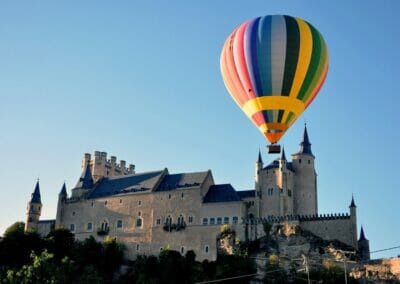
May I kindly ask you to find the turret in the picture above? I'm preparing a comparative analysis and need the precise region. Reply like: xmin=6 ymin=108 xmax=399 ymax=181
xmin=358 ymin=226 xmax=370 ymax=262
xmin=292 ymin=125 xmax=318 ymax=216
xmin=55 ymin=182 xmax=67 ymax=228
xmin=349 ymin=195 xmax=358 ymax=249
xmin=25 ymin=180 xmax=42 ymax=231
xmin=255 ymin=150 xmax=263 ymax=218
xmin=71 ymin=163 xmax=94 ymax=198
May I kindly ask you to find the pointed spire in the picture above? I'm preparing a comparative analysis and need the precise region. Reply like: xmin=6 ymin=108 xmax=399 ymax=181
xmin=257 ymin=149 xmax=263 ymax=164
xmin=350 ymin=194 xmax=356 ymax=208
xmin=30 ymin=180 xmax=42 ymax=203
xmin=359 ymin=225 xmax=368 ymax=241
xmin=59 ymin=182 xmax=67 ymax=196
xmin=75 ymin=163 xmax=93 ymax=189
xmin=298 ymin=124 xmax=313 ymax=155
xmin=280 ymin=147 xmax=287 ymax=161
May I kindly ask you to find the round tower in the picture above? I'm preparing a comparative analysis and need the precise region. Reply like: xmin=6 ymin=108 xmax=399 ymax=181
xmin=255 ymin=150 xmax=263 ymax=218
xmin=349 ymin=195 xmax=358 ymax=249
xmin=291 ymin=125 xmax=318 ymax=216
xmin=55 ymin=182 xmax=67 ymax=228
xmin=25 ymin=180 xmax=42 ymax=231
xmin=358 ymin=226 xmax=370 ymax=262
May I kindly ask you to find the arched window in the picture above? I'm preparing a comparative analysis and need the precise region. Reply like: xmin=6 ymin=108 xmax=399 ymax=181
xmin=101 ymin=220 xmax=109 ymax=231
xmin=166 ymin=215 xmax=172 ymax=225
xmin=177 ymin=215 xmax=184 ymax=225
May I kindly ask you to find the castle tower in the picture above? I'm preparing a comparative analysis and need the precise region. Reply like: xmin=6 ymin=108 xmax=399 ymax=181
xmin=358 ymin=226 xmax=370 ymax=262
xmin=349 ymin=195 xmax=358 ymax=249
xmin=292 ymin=125 xmax=318 ymax=216
xmin=55 ymin=183 xmax=67 ymax=228
xmin=277 ymin=147 xmax=294 ymax=216
xmin=71 ymin=163 xmax=94 ymax=198
xmin=25 ymin=180 xmax=42 ymax=231
xmin=255 ymin=150 xmax=263 ymax=218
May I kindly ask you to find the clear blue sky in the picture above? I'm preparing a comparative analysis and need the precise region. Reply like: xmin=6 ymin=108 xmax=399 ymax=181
xmin=0 ymin=1 xmax=399 ymax=259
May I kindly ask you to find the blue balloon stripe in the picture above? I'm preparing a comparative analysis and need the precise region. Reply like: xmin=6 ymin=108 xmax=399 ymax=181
xmin=244 ymin=17 xmax=262 ymax=95
xmin=257 ymin=16 xmax=272 ymax=96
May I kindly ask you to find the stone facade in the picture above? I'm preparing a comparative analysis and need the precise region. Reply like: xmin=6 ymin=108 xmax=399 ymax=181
xmin=24 ymin=126 xmax=370 ymax=261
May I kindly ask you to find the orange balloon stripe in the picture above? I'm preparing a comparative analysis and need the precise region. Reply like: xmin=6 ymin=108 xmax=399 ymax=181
xmin=221 ymin=39 xmax=245 ymax=106
xmin=305 ymin=62 xmax=328 ymax=108
xmin=232 ymin=21 xmax=256 ymax=101
xmin=224 ymin=31 xmax=250 ymax=106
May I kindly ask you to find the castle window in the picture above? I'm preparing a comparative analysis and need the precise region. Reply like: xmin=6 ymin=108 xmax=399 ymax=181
xmin=104 ymin=201 xmax=108 ymax=205
xmin=188 ymin=216 xmax=193 ymax=224
xmin=202 ymin=218 xmax=208 ymax=225
xmin=268 ymin=188 xmax=273 ymax=196
xmin=91 ymin=202 xmax=94 ymax=207
xmin=205 ymin=245 xmax=209 ymax=253
xmin=168 ymin=194 xmax=171 ymax=199
xmin=224 ymin=217 xmax=229 ymax=224
xmin=210 ymin=218 xmax=215 ymax=225
xmin=117 ymin=220 xmax=123 ymax=229
xmin=232 ymin=216 xmax=238 ymax=224
xmin=138 ymin=200 xmax=141 ymax=206
xmin=138 ymin=211 xmax=142 ymax=217
xmin=177 ymin=215 xmax=184 ymax=225
xmin=101 ymin=221 xmax=109 ymax=231
xmin=136 ymin=218 xmax=142 ymax=228
xmin=217 ymin=217 xmax=222 ymax=225
xmin=87 ymin=222 xmax=92 ymax=231
xmin=288 ymin=189 xmax=292 ymax=197
xmin=119 ymin=199 xmax=122 ymax=204
xmin=156 ymin=218 xmax=161 ymax=225
xmin=166 ymin=215 xmax=172 ymax=225
xmin=136 ymin=244 xmax=140 ymax=251
xmin=181 ymin=193 xmax=184 ymax=198
xmin=70 ymin=224 xmax=75 ymax=232
xmin=28 ymin=217 xmax=33 ymax=222
xmin=180 ymin=247 xmax=185 ymax=254
xmin=299 ymin=159 xmax=302 ymax=164
xmin=72 ymin=211 xmax=76 ymax=216
xmin=308 ymin=160 xmax=310 ymax=164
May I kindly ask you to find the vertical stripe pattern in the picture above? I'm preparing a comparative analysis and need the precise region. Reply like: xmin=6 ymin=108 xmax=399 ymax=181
xmin=220 ymin=15 xmax=328 ymax=143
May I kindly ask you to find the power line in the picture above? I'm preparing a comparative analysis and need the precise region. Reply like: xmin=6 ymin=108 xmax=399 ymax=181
xmin=194 ymin=273 xmax=259 ymax=284
xmin=370 ymin=245 xmax=400 ymax=254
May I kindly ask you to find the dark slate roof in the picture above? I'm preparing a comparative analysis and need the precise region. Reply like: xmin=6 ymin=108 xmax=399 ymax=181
xmin=30 ymin=181 xmax=41 ymax=203
xmin=203 ymin=184 xmax=241 ymax=203
xmin=237 ymin=190 xmax=256 ymax=199
xmin=264 ymin=159 xmax=279 ymax=170
xmin=59 ymin=182 xmax=67 ymax=196
xmin=264 ymin=159 xmax=294 ymax=172
xmin=155 ymin=171 xmax=209 ymax=192
xmin=38 ymin=219 xmax=56 ymax=224
xmin=350 ymin=195 xmax=356 ymax=208
xmin=294 ymin=125 xmax=313 ymax=156
xmin=359 ymin=226 xmax=368 ymax=241
xmin=280 ymin=147 xmax=287 ymax=161
xmin=75 ymin=164 xmax=94 ymax=189
xmin=89 ymin=170 xmax=165 ymax=199
xmin=257 ymin=149 xmax=263 ymax=164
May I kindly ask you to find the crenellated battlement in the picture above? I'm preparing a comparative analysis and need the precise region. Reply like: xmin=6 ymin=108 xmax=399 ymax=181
xmin=243 ymin=212 xmax=351 ymax=224
xmin=83 ymin=151 xmax=136 ymax=182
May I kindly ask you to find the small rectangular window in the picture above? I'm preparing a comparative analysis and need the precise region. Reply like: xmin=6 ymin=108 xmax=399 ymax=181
xmin=205 ymin=245 xmax=209 ymax=253
xmin=232 ymin=216 xmax=238 ymax=224
xmin=202 ymin=218 xmax=208 ymax=225
xmin=217 ymin=217 xmax=222 ymax=225
xmin=136 ymin=244 xmax=140 ymax=251
xmin=156 ymin=218 xmax=161 ymax=225
xmin=117 ymin=220 xmax=123 ymax=229
xmin=70 ymin=224 xmax=75 ymax=232
xmin=136 ymin=218 xmax=142 ymax=228
xmin=188 ymin=216 xmax=193 ymax=224
xmin=138 ymin=200 xmax=141 ymax=206
xmin=210 ymin=218 xmax=215 ymax=225
xmin=224 ymin=217 xmax=229 ymax=224
xmin=87 ymin=222 xmax=92 ymax=231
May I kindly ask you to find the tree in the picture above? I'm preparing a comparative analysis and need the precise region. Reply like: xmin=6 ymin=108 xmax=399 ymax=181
xmin=46 ymin=228 xmax=76 ymax=261
xmin=264 ymin=254 xmax=287 ymax=284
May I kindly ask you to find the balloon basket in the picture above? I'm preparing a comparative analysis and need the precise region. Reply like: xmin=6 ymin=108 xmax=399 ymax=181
xmin=267 ymin=144 xmax=281 ymax=154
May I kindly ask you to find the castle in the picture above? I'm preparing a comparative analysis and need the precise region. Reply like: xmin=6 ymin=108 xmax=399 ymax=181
xmin=25 ymin=126 xmax=370 ymax=261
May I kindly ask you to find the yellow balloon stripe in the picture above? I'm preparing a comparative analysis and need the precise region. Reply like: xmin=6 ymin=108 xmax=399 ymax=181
xmin=258 ymin=122 xmax=288 ymax=133
xmin=242 ymin=96 xmax=305 ymax=120
xmin=289 ymin=18 xmax=313 ymax=99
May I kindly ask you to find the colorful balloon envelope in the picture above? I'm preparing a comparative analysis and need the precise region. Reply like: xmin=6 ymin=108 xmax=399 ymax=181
xmin=220 ymin=15 xmax=328 ymax=144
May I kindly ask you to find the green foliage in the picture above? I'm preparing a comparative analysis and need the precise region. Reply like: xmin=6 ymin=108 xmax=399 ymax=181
xmin=264 ymin=254 xmax=288 ymax=284
xmin=0 ymin=222 xmax=44 ymax=270
xmin=46 ymin=228 xmax=76 ymax=261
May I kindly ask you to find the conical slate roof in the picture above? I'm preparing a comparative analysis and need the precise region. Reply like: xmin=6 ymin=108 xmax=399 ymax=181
xmin=30 ymin=180 xmax=42 ymax=203
xmin=298 ymin=125 xmax=313 ymax=155
xmin=257 ymin=149 xmax=263 ymax=164
xmin=349 ymin=195 xmax=356 ymax=208
xmin=59 ymin=182 xmax=67 ymax=195
xmin=75 ymin=164 xmax=93 ymax=189
xmin=359 ymin=226 xmax=368 ymax=241
xmin=280 ymin=147 xmax=287 ymax=161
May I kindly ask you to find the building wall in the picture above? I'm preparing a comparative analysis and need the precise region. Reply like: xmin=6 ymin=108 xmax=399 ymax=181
xmin=291 ymin=155 xmax=317 ymax=216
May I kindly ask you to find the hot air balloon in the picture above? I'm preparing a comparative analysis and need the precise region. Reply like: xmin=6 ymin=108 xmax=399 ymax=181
xmin=220 ymin=15 xmax=328 ymax=153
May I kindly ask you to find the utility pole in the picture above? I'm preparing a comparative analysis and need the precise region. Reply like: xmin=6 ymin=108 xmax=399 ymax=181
xmin=302 ymin=254 xmax=311 ymax=284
